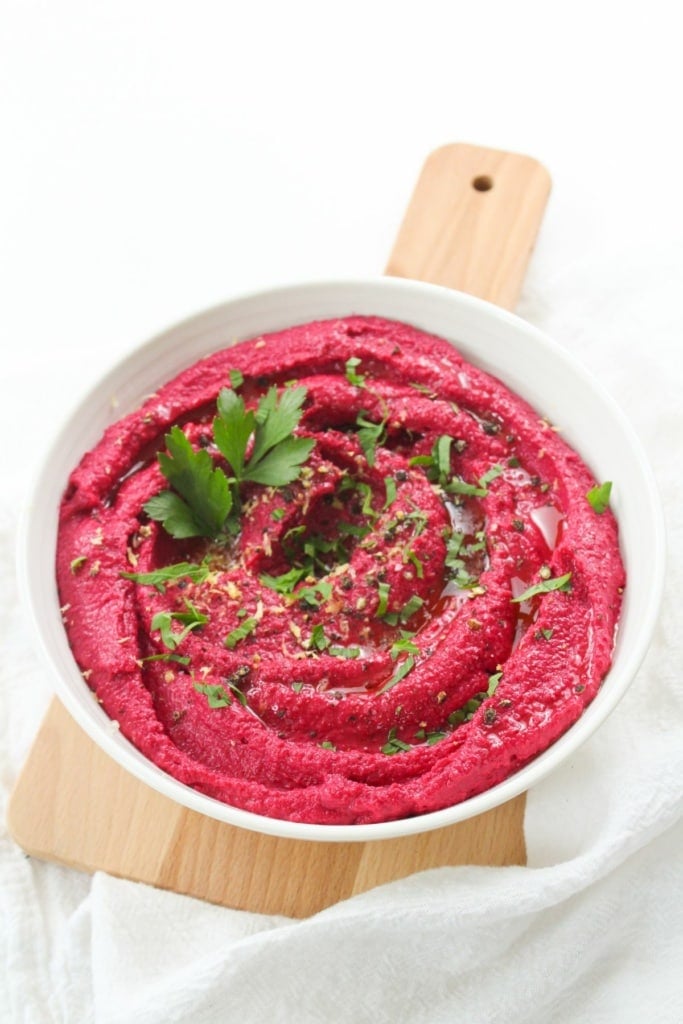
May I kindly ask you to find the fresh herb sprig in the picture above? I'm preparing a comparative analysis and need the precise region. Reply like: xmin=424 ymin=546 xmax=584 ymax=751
xmin=215 ymin=385 xmax=314 ymax=487
xmin=144 ymin=426 xmax=234 ymax=540
xmin=152 ymin=601 xmax=208 ymax=650
xmin=144 ymin=384 xmax=315 ymax=541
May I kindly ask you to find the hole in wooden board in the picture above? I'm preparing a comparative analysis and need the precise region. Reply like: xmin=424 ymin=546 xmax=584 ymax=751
xmin=472 ymin=175 xmax=494 ymax=192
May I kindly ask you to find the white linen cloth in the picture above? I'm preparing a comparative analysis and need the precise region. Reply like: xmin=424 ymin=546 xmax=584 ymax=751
xmin=2 ymin=3 xmax=682 ymax=1021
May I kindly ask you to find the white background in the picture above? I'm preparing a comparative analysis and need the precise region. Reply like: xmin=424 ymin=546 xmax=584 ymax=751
xmin=2 ymin=2 xmax=682 ymax=1022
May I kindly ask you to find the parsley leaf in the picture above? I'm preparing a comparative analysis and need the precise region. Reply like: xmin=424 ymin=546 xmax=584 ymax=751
xmin=148 ymin=385 xmax=315 ymax=543
xmin=487 ymin=671 xmax=502 ymax=696
xmin=213 ymin=384 xmax=316 ymax=488
xmin=298 ymin=580 xmax=332 ymax=608
xmin=512 ymin=572 xmax=573 ymax=604
xmin=378 ymin=655 xmax=415 ymax=694
xmin=586 ymin=480 xmax=612 ymax=514
xmin=404 ymin=549 xmax=424 ymax=578
xmin=345 ymin=356 xmax=366 ymax=387
xmin=381 ymin=727 xmax=412 ymax=754
xmin=355 ymin=412 xmax=386 ymax=467
xmin=260 ymin=566 xmax=309 ymax=594
xmin=375 ymin=580 xmax=391 ymax=618
xmin=213 ymin=388 xmax=255 ymax=481
xmin=120 ymin=560 xmax=211 ymax=593
xmin=328 ymin=645 xmax=361 ymax=659
xmin=479 ymin=464 xmax=504 ymax=488
xmin=309 ymin=623 xmax=330 ymax=651
xmin=145 ymin=426 xmax=233 ymax=539
xmin=389 ymin=631 xmax=419 ymax=660
xmin=383 ymin=475 xmax=397 ymax=509
xmin=444 ymin=477 xmax=488 ymax=498
xmin=224 ymin=616 xmax=258 ymax=649
xmin=151 ymin=600 xmax=208 ymax=650
xmin=194 ymin=681 xmax=232 ymax=708
xmin=141 ymin=652 xmax=191 ymax=665
xmin=409 ymin=435 xmax=453 ymax=486
xmin=381 ymin=592 xmax=424 ymax=627
xmin=251 ymin=395 xmax=315 ymax=483
xmin=399 ymin=594 xmax=424 ymax=622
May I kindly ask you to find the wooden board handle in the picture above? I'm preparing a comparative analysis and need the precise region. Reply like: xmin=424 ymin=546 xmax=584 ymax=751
xmin=386 ymin=143 xmax=551 ymax=309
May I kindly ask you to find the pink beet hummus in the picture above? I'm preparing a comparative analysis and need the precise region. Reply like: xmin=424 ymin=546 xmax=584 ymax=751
xmin=56 ymin=317 xmax=625 ymax=824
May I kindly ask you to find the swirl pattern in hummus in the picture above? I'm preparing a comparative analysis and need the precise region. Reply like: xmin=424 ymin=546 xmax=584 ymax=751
xmin=57 ymin=317 xmax=625 ymax=824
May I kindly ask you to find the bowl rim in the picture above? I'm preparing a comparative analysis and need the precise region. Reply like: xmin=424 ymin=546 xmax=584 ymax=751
xmin=17 ymin=275 xmax=666 ymax=843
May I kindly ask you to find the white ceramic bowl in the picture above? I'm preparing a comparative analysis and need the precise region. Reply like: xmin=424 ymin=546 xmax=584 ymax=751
xmin=18 ymin=278 xmax=665 ymax=842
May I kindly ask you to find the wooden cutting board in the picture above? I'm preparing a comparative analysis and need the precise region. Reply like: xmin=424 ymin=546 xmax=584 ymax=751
xmin=8 ymin=143 xmax=551 ymax=918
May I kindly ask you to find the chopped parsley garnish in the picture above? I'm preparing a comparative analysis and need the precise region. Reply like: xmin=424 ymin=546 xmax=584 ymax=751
xmin=487 ymin=671 xmax=502 ymax=696
xmin=345 ymin=356 xmax=366 ymax=388
xmin=319 ymin=740 xmax=337 ymax=751
xmin=383 ymin=475 xmax=397 ymax=509
xmin=382 ymin=593 xmax=424 ymax=627
xmin=409 ymin=435 xmax=453 ymax=486
xmin=141 ymin=652 xmax=191 ymax=665
xmin=381 ymin=728 xmax=412 ymax=754
xmin=291 ymin=681 xmax=304 ymax=693
xmin=409 ymin=381 xmax=437 ymax=399
xmin=404 ymin=549 xmax=424 ymax=579
xmin=70 ymin=556 xmax=87 ymax=573
xmin=193 ymin=681 xmax=232 ymax=708
xmin=355 ymin=412 xmax=386 ymax=467
xmin=298 ymin=580 xmax=332 ymax=608
xmin=586 ymin=481 xmax=612 ymax=514
xmin=447 ymin=691 xmax=489 ymax=725
xmin=271 ymin=507 xmax=286 ymax=521
xmin=338 ymin=520 xmax=372 ymax=539
xmin=260 ymin=566 xmax=309 ymax=594
xmin=389 ymin=631 xmax=419 ymax=660
xmin=375 ymin=580 xmax=391 ymax=618
xmin=444 ymin=530 xmax=488 ymax=590
xmin=511 ymin=572 xmax=573 ymax=604
xmin=444 ymin=477 xmax=488 ymax=498
xmin=328 ymin=645 xmax=361 ymax=659
xmin=479 ymin=464 xmax=504 ymax=487
xmin=224 ymin=616 xmax=258 ymax=649
xmin=309 ymin=623 xmax=330 ymax=651
xmin=378 ymin=654 xmax=415 ymax=693
xmin=121 ymin=560 xmax=211 ymax=593
xmin=399 ymin=594 xmax=424 ymax=621
xmin=151 ymin=601 xmax=208 ymax=650
xmin=226 ymin=679 xmax=249 ymax=706
xmin=355 ymin=480 xmax=378 ymax=519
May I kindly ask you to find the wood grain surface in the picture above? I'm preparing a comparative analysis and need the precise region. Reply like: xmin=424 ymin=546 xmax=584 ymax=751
xmin=8 ymin=142 xmax=551 ymax=917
